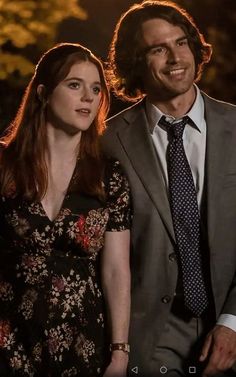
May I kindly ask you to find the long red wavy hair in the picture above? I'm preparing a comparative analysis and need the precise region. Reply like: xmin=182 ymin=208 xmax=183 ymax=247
xmin=0 ymin=43 xmax=110 ymax=201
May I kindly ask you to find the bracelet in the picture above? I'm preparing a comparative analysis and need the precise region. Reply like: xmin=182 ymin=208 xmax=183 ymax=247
xmin=109 ymin=343 xmax=130 ymax=353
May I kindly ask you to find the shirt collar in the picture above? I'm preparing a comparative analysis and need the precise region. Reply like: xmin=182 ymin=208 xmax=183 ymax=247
xmin=145 ymin=85 xmax=205 ymax=134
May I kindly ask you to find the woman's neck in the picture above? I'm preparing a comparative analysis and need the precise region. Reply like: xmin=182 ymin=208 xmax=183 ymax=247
xmin=46 ymin=123 xmax=81 ymax=164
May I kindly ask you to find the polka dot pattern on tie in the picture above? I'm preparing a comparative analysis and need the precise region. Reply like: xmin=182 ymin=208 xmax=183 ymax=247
xmin=159 ymin=115 xmax=208 ymax=317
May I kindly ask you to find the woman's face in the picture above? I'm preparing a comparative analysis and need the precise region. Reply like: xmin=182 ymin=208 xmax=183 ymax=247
xmin=45 ymin=60 xmax=102 ymax=134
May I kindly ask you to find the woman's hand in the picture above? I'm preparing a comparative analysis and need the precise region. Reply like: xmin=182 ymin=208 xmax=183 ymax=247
xmin=103 ymin=351 xmax=129 ymax=377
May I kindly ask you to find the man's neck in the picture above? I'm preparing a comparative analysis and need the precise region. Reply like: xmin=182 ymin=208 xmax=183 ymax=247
xmin=148 ymin=86 xmax=196 ymax=119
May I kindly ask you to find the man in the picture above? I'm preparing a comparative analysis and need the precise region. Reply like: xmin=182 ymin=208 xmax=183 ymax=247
xmin=102 ymin=1 xmax=236 ymax=376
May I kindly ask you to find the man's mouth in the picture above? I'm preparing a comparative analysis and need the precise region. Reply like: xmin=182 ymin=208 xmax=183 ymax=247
xmin=168 ymin=68 xmax=185 ymax=76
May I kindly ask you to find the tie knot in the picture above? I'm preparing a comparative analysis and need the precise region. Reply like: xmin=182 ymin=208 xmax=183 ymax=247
xmin=159 ymin=116 xmax=189 ymax=139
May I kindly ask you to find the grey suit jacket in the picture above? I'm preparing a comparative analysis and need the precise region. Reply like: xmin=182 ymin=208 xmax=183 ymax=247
xmin=102 ymin=92 xmax=236 ymax=373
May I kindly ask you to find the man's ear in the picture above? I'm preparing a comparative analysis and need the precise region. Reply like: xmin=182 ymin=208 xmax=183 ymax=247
xmin=37 ymin=84 xmax=46 ymax=102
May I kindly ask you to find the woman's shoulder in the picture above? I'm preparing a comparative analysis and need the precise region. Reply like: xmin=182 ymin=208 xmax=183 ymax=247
xmin=103 ymin=157 xmax=130 ymax=193
xmin=103 ymin=157 xmax=131 ymax=230
xmin=105 ymin=157 xmax=121 ymax=167
xmin=104 ymin=157 xmax=125 ymax=180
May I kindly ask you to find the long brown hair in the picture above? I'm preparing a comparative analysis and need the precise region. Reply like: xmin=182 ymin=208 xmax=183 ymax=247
xmin=0 ymin=43 xmax=110 ymax=201
xmin=108 ymin=0 xmax=212 ymax=101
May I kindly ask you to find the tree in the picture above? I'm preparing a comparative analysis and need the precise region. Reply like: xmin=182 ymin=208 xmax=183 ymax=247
xmin=0 ymin=0 xmax=87 ymax=83
xmin=0 ymin=0 xmax=87 ymax=130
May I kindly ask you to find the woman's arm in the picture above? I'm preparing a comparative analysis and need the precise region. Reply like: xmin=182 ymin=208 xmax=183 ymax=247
xmin=101 ymin=229 xmax=131 ymax=377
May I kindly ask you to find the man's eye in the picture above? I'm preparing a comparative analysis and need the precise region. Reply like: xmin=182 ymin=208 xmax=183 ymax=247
xmin=150 ymin=46 xmax=166 ymax=55
xmin=178 ymin=39 xmax=188 ymax=47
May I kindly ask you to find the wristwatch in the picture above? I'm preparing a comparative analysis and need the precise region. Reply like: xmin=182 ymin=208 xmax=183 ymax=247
xmin=109 ymin=342 xmax=130 ymax=353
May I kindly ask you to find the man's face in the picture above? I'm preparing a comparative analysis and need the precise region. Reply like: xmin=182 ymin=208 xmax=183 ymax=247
xmin=140 ymin=18 xmax=196 ymax=103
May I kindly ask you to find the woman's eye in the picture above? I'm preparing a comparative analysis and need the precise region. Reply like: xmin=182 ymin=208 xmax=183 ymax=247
xmin=93 ymin=86 xmax=101 ymax=95
xmin=68 ymin=82 xmax=80 ymax=89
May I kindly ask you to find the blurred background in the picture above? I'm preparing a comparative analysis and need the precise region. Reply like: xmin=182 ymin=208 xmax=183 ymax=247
xmin=0 ymin=0 xmax=235 ymax=132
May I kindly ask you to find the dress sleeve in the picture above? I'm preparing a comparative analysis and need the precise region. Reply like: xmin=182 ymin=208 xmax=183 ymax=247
xmin=105 ymin=160 xmax=131 ymax=231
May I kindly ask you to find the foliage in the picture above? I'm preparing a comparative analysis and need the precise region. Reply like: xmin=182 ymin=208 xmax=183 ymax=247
xmin=0 ymin=0 xmax=87 ymax=81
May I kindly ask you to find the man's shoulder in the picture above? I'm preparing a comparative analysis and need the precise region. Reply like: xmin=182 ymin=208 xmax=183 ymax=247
xmin=107 ymin=99 xmax=145 ymax=128
xmin=202 ymin=91 xmax=236 ymax=113
xmin=102 ymin=100 xmax=145 ymax=155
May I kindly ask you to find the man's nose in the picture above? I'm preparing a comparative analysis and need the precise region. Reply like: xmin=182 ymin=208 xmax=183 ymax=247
xmin=167 ymin=47 xmax=181 ymax=64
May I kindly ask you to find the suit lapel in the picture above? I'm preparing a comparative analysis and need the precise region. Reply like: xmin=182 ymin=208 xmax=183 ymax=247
xmin=204 ymin=94 xmax=233 ymax=247
xmin=113 ymin=93 xmax=232 ymax=245
xmin=116 ymin=94 xmax=233 ymax=246
xmin=117 ymin=102 xmax=175 ymax=241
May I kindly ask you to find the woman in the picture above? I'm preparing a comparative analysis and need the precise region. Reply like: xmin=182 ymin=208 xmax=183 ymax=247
xmin=0 ymin=43 xmax=131 ymax=377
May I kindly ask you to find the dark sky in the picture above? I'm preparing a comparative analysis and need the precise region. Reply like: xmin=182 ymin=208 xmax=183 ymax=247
xmin=57 ymin=0 xmax=144 ymax=114
xmin=58 ymin=0 xmax=138 ymax=60
xmin=57 ymin=0 xmax=221 ymax=60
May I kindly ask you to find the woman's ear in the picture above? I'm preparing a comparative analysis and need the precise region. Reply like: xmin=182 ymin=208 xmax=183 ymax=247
xmin=37 ymin=84 xmax=46 ymax=102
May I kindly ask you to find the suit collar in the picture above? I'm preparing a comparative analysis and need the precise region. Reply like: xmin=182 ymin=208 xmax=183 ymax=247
xmin=145 ymin=85 xmax=204 ymax=134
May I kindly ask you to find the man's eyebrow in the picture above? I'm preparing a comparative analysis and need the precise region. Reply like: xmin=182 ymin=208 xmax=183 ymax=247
xmin=143 ymin=43 xmax=165 ymax=53
xmin=176 ymin=36 xmax=188 ymax=42
xmin=142 ymin=36 xmax=188 ymax=54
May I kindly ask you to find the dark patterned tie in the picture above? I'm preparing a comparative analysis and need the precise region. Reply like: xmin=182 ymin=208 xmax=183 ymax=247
xmin=159 ymin=115 xmax=208 ymax=317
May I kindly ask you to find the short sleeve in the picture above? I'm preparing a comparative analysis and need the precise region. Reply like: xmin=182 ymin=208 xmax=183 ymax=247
xmin=105 ymin=160 xmax=131 ymax=231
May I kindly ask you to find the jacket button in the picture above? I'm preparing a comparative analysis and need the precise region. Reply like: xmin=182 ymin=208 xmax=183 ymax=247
xmin=161 ymin=295 xmax=171 ymax=304
xmin=169 ymin=252 xmax=177 ymax=262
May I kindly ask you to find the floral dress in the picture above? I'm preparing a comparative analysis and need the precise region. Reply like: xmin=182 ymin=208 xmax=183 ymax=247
xmin=0 ymin=160 xmax=131 ymax=377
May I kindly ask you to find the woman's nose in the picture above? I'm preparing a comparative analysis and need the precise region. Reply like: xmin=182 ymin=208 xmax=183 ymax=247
xmin=81 ymin=87 xmax=93 ymax=102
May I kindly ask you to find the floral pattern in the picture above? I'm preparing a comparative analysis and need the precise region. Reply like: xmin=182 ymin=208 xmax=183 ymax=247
xmin=0 ymin=160 xmax=130 ymax=376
